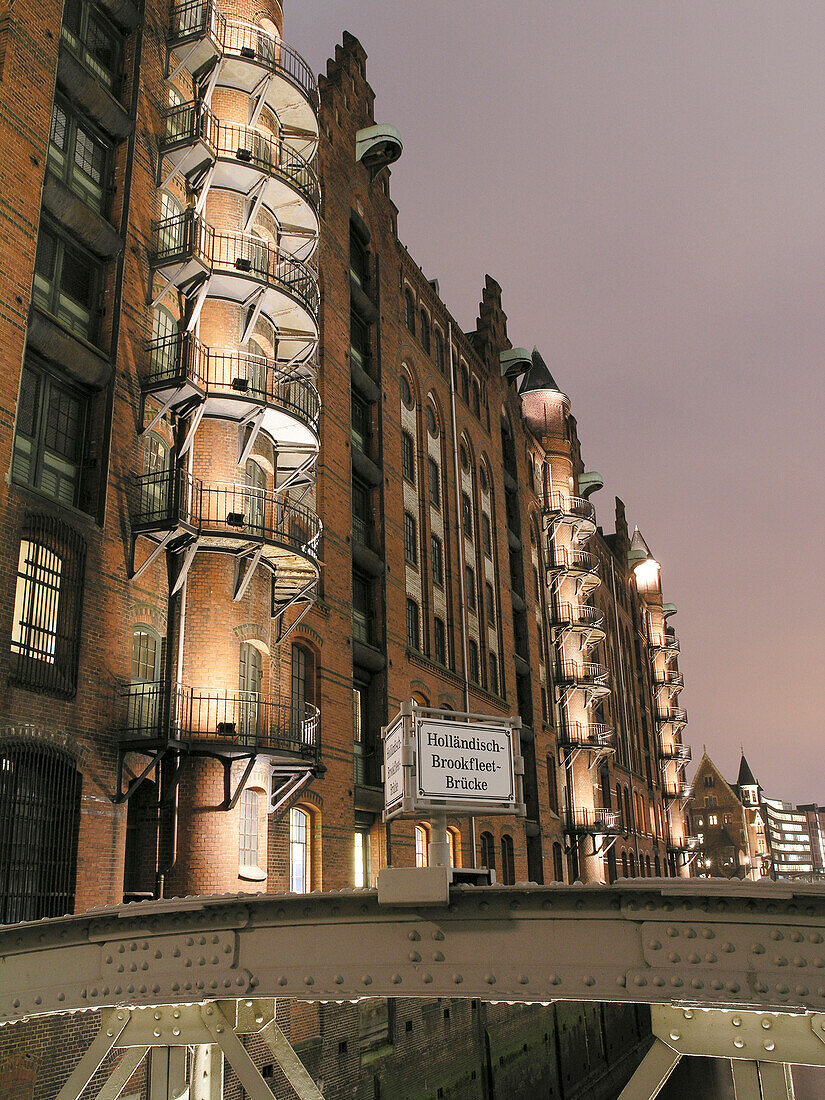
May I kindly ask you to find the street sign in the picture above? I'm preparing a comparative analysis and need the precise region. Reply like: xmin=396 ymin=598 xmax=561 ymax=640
xmin=382 ymin=704 xmax=525 ymax=822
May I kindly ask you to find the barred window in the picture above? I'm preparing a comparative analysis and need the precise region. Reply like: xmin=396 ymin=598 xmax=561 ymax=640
xmin=403 ymin=512 xmax=417 ymax=565
xmin=428 ymin=457 xmax=440 ymax=508
xmin=406 ymin=598 xmax=420 ymax=650
xmin=401 ymin=431 xmax=415 ymax=483
xmin=13 ymin=361 xmax=87 ymax=507
xmin=0 ymin=741 xmax=82 ymax=923
xmin=431 ymin=534 xmax=443 ymax=587
xmin=10 ymin=515 xmax=85 ymax=696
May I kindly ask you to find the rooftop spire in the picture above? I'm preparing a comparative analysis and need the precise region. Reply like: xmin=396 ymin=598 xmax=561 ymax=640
xmin=737 ymin=753 xmax=759 ymax=789
xmin=519 ymin=347 xmax=563 ymax=395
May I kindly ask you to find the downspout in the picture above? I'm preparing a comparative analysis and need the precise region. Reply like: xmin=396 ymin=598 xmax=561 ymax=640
xmin=610 ymin=555 xmax=641 ymax=871
xmin=447 ymin=322 xmax=475 ymax=857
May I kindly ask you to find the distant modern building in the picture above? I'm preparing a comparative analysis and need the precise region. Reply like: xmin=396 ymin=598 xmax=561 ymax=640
xmin=688 ymin=751 xmax=820 ymax=881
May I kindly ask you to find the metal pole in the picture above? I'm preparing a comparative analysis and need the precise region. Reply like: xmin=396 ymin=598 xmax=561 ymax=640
xmin=428 ymin=809 xmax=451 ymax=869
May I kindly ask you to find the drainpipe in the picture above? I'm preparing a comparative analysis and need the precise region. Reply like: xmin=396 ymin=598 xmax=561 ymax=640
xmin=447 ymin=322 xmax=475 ymax=858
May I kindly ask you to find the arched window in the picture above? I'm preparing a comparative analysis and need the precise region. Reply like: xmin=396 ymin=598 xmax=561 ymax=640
xmin=480 ymin=831 xmax=495 ymax=872
xmin=291 ymin=644 xmax=315 ymax=745
xmin=128 ymin=624 xmax=161 ymax=735
xmin=460 ymin=364 xmax=470 ymax=404
xmin=239 ymin=642 xmax=262 ymax=743
xmin=447 ymin=827 xmax=461 ymax=867
xmin=434 ymin=329 xmax=445 ymax=375
xmin=150 ymin=305 xmax=179 ymax=378
xmin=415 ymin=824 xmax=428 ymax=867
xmin=629 ymin=852 xmax=636 ymax=878
xmin=552 ymin=842 xmax=564 ymax=883
xmin=400 ymin=373 xmax=413 ymax=408
xmin=623 ymin=787 xmax=632 ymax=832
xmin=158 ymin=190 xmax=185 ymax=254
xmin=142 ymin=432 xmax=170 ymax=519
xmin=0 ymin=741 xmax=82 ymax=923
xmin=471 ymin=378 xmax=481 ymax=418
xmin=621 ymin=851 xmax=628 ymax=878
xmin=488 ymin=651 xmax=498 ymax=696
xmin=654 ymin=855 xmax=661 ymax=877
xmin=419 ymin=310 xmax=430 ymax=353
xmin=467 ymin=639 xmax=479 ymax=683
xmin=646 ymin=855 xmax=652 ymax=877
xmin=289 ymin=806 xmax=310 ymax=891
xmin=404 ymin=288 xmax=415 ymax=334
xmin=406 ymin=598 xmax=420 ymax=650
xmin=615 ymin=783 xmax=623 ymax=828
xmin=500 ymin=834 xmax=515 ymax=884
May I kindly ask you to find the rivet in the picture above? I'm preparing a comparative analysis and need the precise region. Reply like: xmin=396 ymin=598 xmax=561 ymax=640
xmin=683 ymin=1010 xmax=693 ymax=1019
xmin=206 ymin=1007 xmax=214 ymax=1015
xmin=669 ymin=1030 xmax=681 ymax=1041
xmin=255 ymin=1015 xmax=264 ymax=1024
xmin=173 ymin=1027 xmax=181 ymax=1037
xmin=106 ymin=1030 xmax=114 ymax=1037
xmin=423 ymin=973 xmax=433 ymax=984
xmin=245 ymin=1000 xmax=253 ymax=1007
xmin=334 ymin=975 xmax=344 ymax=985
xmin=761 ymin=1019 xmax=772 ymax=1029
xmin=409 ymin=952 xmax=421 ymax=963
xmin=304 ymin=976 xmax=315 ymax=986
xmin=433 ymin=952 xmax=444 ymax=962
xmin=433 ymin=930 xmax=445 ymax=941
xmin=362 ymin=976 xmax=372 ymax=986
xmin=732 ymin=1016 xmax=742 ymax=1027
xmin=485 ymin=974 xmax=496 ymax=985
xmin=454 ymin=975 xmax=463 ymax=984
xmin=733 ymin=1039 xmax=744 ymax=1049
xmin=154 ymin=1012 xmax=162 ymax=1020
xmin=764 ymin=1040 xmax=775 ymax=1052
xmin=153 ymin=1029 xmax=161 ymax=1037
xmin=392 ymin=974 xmax=402 ymax=984
xmin=518 ymin=975 xmax=529 ymax=985
xmin=408 ymin=931 xmax=420 ymax=942
xmin=216 ymin=1026 xmax=224 ymax=1034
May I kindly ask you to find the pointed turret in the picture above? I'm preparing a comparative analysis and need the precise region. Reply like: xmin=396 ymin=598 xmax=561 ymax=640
xmin=519 ymin=347 xmax=565 ymax=397
xmin=519 ymin=348 xmax=570 ymax=440
xmin=737 ymin=753 xmax=759 ymax=789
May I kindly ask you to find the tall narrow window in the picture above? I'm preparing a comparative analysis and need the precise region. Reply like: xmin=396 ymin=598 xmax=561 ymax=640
xmin=465 ymin=565 xmax=476 ymax=612
xmin=415 ymin=824 xmax=428 ymax=867
xmin=0 ymin=741 xmax=82 ymax=923
xmin=352 ymin=572 xmax=371 ymax=644
xmin=354 ymin=820 xmax=371 ymax=887
xmin=547 ymin=755 xmax=559 ymax=814
xmin=350 ymin=230 xmax=369 ymax=291
xmin=488 ymin=651 xmax=498 ymax=696
xmin=406 ymin=598 xmax=420 ymax=650
xmin=431 ymin=534 xmax=443 ymax=587
xmin=239 ymin=642 xmax=262 ymax=743
xmin=401 ymin=431 xmax=415 ymax=482
xmin=434 ymin=329 xmax=445 ymax=375
xmin=485 ymin=582 xmax=495 ymax=625
xmin=461 ymin=492 xmax=473 ymax=539
xmin=480 ymin=831 xmax=496 ymax=872
xmin=428 ymin=458 xmax=440 ymax=508
xmin=482 ymin=513 xmax=492 ymax=558
xmin=467 ymin=639 xmax=479 ymax=684
xmin=33 ymin=223 xmax=101 ymax=341
xmin=11 ymin=515 xmax=85 ymax=696
xmin=13 ymin=362 xmax=87 ymax=507
xmin=403 ymin=512 xmax=417 ymax=565
xmin=553 ymin=842 xmax=565 ymax=883
xmin=291 ymin=644 xmax=313 ymax=745
xmin=48 ymin=98 xmax=111 ymax=211
xmin=128 ymin=625 xmax=161 ymax=735
xmin=419 ymin=310 xmax=430 ymax=353
xmin=471 ymin=379 xmax=481 ymax=418
xmin=500 ymin=834 xmax=515 ymax=885
xmin=404 ymin=288 xmax=415 ymax=333
xmin=238 ymin=788 xmax=260 ymax=874
xmin=141 ymin=432 xmax=170 ymax=520
xmin=245 ymin=459 xmax=266 ymax=531
xmin=289 ymin=807 xmax=310 ymax=891
xmin=433 ymin=617 xmax=447 ymax=666
xmin=447 ymin=828 xmax=460 ymax=867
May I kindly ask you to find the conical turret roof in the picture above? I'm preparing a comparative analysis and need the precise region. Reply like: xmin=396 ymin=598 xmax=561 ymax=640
xmin=737 ymin=753 xmax=758 ymax=789
xmin=519 ymin=348 xmax=562 ymax=394
xmin=629 ymin=526 xmax=653 ymax=559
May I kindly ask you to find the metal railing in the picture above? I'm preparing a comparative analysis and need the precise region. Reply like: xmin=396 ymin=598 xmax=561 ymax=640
xmin=551 ymin=603 xmax=605 ymax=630
xmin=145 ymin=334 xmax=320 ymax=430
xmin=662 ymin=781 xmax=692 ymax=802
xmin=651 ymin=632 xmax=680 ymax=654
xmin=133 ymin=470 xmax=321 ymax=557
xmin=656 ymin=706 xmax=688 ymax=727
xmin=548 ymin=547 xmax=598 ymax=575
xmin=546 ymin=493 xmax=596 ymax=525
xmin=150 ymin=213 xmax=319 ymax=319
xmin=119 ymin=680 xmax=319 ymax=757
xmin=168 ymin=3 xmax=318 ymax=112
xmin=654 ymin=670 xmax=685 ymax=690
xmin=559 ymin=721 xmax=615 ymax=750
xmin=215 ymin=123 xmax=320 ymax=210
xmin=566 ymin=806 xmax=622 ymax=833
xmin=555 ymin=660 xmax=611 ymax=689
xmin=668 ymin=834 xmax=700 ymax=853
xmin=161 ymin=101 xmax=218 ymax=151
xmin=659 ymin=742 xmax=692 ymax=765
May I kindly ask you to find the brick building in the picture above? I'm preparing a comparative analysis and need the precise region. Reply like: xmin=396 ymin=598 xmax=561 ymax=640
xmin=0 ymin=1 xmax=692 ymax=1095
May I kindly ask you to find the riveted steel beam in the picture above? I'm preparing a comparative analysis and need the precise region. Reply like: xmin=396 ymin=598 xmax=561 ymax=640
xmin=3 ymin=881 xmax=825 ymax=1026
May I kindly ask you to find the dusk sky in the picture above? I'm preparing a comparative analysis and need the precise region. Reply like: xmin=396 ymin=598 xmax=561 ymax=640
xmin=289 ymin=2 xmax=825 ymax=803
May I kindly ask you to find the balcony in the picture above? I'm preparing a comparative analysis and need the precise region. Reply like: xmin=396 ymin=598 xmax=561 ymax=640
xmin=159 ymin=104 xmax=320 ymax=254
xmin=118 ymin=680 xmax=319 ymax=760
xmin=667 ymin=834 xmax=701 ymax=855
xmin=566 ymin=806 xmax=622 ymax=835
xmin=143 ymin=335 xmax=319 ymax=470
xmin=547 ymin=546 xmax=598 ymax=578
xmin=555 ymin=659 xmax=611 ymax=697
xmin=659 ymin=742 xmax=692 ymax=768
xmin=132 ymin=470 xmax=321 ymax=581
xmin=656 ymin=706 xmax=688 ymax=730
xmin=651 ymin=631 xmax=680 ymax=656
xmin=654 ymin=669 xmax=685 ymax=691
xmin=558 ymin=721 xmax=615 ymax=753
xmin=550 ymin=602 xmax=606 ymax=642
xmin=662 ymin=781 xmax=692 ymax=803
xmin=545 ymin=493 xmax=596 ymax=538
xmin=150 ymin=211 xmax=318 ymax=364
xmin=168 ymin=0 xmax=319 ymax=149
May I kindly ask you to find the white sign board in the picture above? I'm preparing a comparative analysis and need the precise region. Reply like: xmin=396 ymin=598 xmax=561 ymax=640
xmin=415 ymin=717 xmax=514 ymax=803
xmin=383 ymin=716 xmax=405 ymax=812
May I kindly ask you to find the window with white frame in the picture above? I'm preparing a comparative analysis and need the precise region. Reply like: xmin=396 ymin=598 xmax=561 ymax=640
xmin=289 ymin=806 xmax=310 ymax=891
xmin=239 ymin=788 xmax=265 ymax=879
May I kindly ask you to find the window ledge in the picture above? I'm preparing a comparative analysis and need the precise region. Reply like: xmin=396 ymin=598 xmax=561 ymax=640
xmin=27 ymin=307 xmax=112 ymax=389
xmin=42 ymin=172 xmax=122 ymax=259
xmin=57 ymin=45 xmax=133 ymax=141
xmin=238 ymin=865 xmax=267 ymax=882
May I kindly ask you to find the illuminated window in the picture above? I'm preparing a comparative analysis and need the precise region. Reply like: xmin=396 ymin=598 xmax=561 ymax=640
xmin=238 ymin=788 xmax=261 ymax=875
xmin=354 ymin=823 xmax=371 ymax=888
xmin=447 ymin=828 xmax=461 ymax=867
xmin=415 ymin=824 xmax=428 ymax=867
xmin=289 ymin=807 xmax=310 ymax=892
xmin=13 ymin=361 xmax=87 ymax=507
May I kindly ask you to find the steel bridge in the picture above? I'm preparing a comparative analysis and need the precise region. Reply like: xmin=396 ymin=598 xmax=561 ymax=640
xmin=3 ymin=879 xmax=825 ymax=1099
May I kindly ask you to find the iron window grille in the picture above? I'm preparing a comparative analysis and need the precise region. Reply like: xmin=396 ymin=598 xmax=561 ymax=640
xmin=10 ymin=514 xmax=86 ymax=697
xmin=12 ymin=361 xmax=88 ymax=508
xmin=48 ymin=99 xmax=112 ymax=212
xmin=0 ymin=740 xmax=82 ymax=923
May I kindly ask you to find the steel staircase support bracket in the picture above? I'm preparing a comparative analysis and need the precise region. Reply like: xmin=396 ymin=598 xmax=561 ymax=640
xmin=194 ymin=163 xmax=216 ymax=216
xmin=166 ymin=41 xmax=200 ymax=83
xmin=240 ymin=287 xmax=266 ymax=343
xmin=186 ymin=277 xmax=211 ymax=332
xmin=233 ymin=543 xmax=265 ymax=602
xmin=238 ymin=409 xmax=265 ymax=466
xmin=222 ymin=753 xmax=259 ymax=811
xmin=131 ymin=528 xmax=177 ymax=581
xmin=170 ymin=539 xmax=200 ymax=595
xmin=151 ymin=271 xmax=179 ymax=309
xmin=179 ymin=400 xmax=206 ymax=457
xmin=143 ymin=389 xmax=182 ymax=436
xmin=198 ymin=57 xmax=222 ymax=110
xmin=248 ymin=75 xmax=274 ymax=129
xmin=243 ymin=176 xmax=268 ymax=234
xmin=114 ymin=747 xmax=165 ymax=804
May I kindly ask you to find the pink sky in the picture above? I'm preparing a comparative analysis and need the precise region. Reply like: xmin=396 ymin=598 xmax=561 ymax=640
xmin=289 ymin=2 xmax=825 ymax=804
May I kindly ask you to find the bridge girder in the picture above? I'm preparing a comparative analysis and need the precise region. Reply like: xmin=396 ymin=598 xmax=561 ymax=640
xmin=3 ymin=880 xmax=825 ymax=1025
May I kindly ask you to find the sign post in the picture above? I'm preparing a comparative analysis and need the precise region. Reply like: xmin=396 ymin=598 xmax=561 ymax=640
xmin=379 ymin=704 xmax=525 ymax=903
